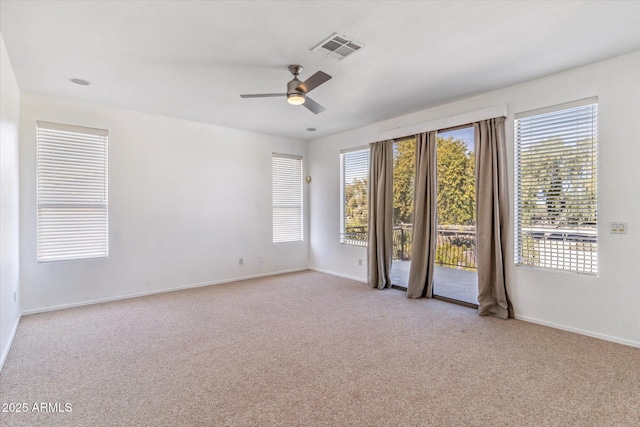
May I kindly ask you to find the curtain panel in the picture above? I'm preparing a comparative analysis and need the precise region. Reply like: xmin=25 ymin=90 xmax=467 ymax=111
xmin=407 ymin=131 xmax=438 ymax=299
xmin=474 ymin=117 xmax=513 ymax=319
xmin=367 ymin=140 xmax=394 ymax=289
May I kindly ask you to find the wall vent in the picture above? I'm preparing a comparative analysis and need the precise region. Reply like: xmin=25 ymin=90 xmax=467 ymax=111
xmin=311 ymin=33 xmax=363 ymax=61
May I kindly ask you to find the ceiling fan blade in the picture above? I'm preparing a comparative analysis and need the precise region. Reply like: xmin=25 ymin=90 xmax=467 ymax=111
xmin=296 ymin=71 xmax=331 ymax=94
xmin=240 ymin=93 xmax=286 ymax=98
xmin=302 ymin=96 xmax=326 ymax=114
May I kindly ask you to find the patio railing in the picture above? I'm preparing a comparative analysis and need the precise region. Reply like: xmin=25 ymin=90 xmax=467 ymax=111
xmin=393 ymin=224 xmax=413 ymax=261
xmin=435 ymin=226 xmax=476 ymax=269
xmin=344 ymin=224 xmax=477 ymax=270
xmin=342 ymin=226 xmax=367 ymax=246
xmin=393 ymin=224 xmax=476 ymax=270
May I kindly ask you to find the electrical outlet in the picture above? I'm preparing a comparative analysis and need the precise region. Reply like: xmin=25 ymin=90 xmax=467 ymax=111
xmin=259 ymin=255 xmax=264 ymax=263
xmin=239 ymin=258 xmax=243 ymax=265
xmin=358 ymin=259 xmax=363 ymax=266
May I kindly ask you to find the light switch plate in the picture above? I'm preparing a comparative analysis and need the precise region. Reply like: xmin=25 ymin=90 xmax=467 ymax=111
xmin=609 ymin=222 xmax=628 ymax=234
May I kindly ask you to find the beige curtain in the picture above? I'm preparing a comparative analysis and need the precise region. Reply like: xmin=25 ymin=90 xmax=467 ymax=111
xmin=407 ymin=131 xmax=437 ymax=299
xmin=367 ymin=140 xmax=394 ymax=289
xmin=474 ymin=117 xmax=513 ymax=319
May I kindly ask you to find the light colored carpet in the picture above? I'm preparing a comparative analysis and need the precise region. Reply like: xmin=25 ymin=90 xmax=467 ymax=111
xmin=1 ymin=270 xmax=638 ymax=426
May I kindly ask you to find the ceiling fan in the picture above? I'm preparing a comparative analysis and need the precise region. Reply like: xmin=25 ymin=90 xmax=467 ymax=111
xmin=240 ymin=65 xmax=332 ymax=114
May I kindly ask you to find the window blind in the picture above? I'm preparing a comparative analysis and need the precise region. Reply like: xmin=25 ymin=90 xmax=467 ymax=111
xmin=37 ymin=121 xmax=109 ymax=262
xmin=340 ymin=148 xmax=369 ymax=245
xmin=514 ymin=99 xmax=597 ymax=274
xmin=272 ymin=153 xmax=303 ymax=243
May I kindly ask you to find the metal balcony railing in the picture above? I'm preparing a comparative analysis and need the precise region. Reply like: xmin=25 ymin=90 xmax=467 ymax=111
xmin=435 ymin=226 xmax=476 ymax=270
xmin=344 ymin=224 xmax=477 ymax=270
xmin=342 ymin=226 xmax=367 ymax=246
xmin=392 ymin=223 xmax=413 ymax=261
xmin=393 ymin=224 xmax=476 ymax=270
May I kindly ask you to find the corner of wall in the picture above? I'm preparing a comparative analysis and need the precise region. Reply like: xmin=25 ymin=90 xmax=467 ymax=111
xmin=0 ymin=316 xmax=20 ymax=372
xmin=0 ymin=32 xmax=23 ymax=373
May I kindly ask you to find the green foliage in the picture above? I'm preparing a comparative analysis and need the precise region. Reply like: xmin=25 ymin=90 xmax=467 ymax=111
xmin=389 ymin=136 xmax=477 ymax=265
xmin=518 ymin=138 xmax=596 ymax=228
xmin=449 ymin=233 xmax=475 ymax=249
xmin=435 ymin=242 xmax=476 ymax=270
xmin=346 ymin=136 xmax=477 ymax=230
xmin=344 ymin=178 xmax=368 ymax=229
xmin=435 ymin=243 xmax=459 ymax=267
xmin=344 ymin=135 xmax=480 ymax=269
xmin=436 ymin=137 xmax=475 ymax=226
xmin=393 ymin=138 xmax=416 ymax=225
xmin=389 ymin=136 xmax=475 ymax=227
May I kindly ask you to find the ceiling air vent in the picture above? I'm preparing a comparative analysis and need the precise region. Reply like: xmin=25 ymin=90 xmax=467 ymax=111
xmin=312 ymin=33 xmax=363 ymax=61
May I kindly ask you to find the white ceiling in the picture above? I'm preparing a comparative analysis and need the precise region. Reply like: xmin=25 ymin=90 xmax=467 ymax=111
xmin=1 ymin=1 xmax=639 ymax=140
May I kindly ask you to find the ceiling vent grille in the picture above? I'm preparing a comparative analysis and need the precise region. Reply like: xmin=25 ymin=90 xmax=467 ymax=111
xmin=311 ymin=33 xmax=363 ymax=60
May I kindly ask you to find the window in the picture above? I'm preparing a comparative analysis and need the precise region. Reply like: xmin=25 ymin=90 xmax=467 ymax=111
xmin=515 ymin=98 xmax=598 ymax=274
xmin=340 ymin=148 xmax=369 ymax=245
xmin=37 ymin=121 xmax=108 ymax=262
xmin=272 ymin=153 xmax=303 ymax=243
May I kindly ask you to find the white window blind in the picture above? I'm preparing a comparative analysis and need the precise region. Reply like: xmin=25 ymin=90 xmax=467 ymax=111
xmin=272 ymin=153 xmax=303 ymax=243
xmin=37 ymin=121 xmax=109 ymax=262
xmin=340 ymin=148 xmax=369 ymax=246
xmin=514 ymin=98 xmax=598 ymax=274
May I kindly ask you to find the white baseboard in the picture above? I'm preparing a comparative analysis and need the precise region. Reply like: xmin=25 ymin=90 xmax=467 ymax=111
xmin=0 ymin=315 xmax=20 ymax=373
xmin=22 ymin=267 xmax=309 ymax=316
xmin=312 ymin=269 xmax=640 ymax=348
xmin=515 ymin=314 xmax=640 ymax=349
xmin=309 ymin=267 xmax=367 ymax=283
xmin=16 ymin=268 xmax=639 ymax=354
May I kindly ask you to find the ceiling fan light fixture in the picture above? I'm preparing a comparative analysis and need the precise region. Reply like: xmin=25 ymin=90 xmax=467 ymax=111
xmin=287 ymin=93 xmax=305 ymax=105
xmin=240 ymin=65 xmax=330 ymax=114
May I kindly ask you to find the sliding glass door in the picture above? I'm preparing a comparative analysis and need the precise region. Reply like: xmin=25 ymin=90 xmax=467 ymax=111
xmin=432 ymin=127 xmax=478 ymax=305
xmin=390 ymin=137 xmax=416 ymax=287
xmin=388 ymin=130 xmax=478 ymax=306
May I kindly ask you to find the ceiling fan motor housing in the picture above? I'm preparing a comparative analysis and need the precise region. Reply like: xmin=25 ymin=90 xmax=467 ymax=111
xmin=287 ymin=79 xmax=305 ymax=97
xmin=287 ymin=64 xmax=305 ymax=100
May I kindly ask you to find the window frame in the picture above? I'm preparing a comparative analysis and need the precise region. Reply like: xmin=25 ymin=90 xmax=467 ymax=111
xmin=340 ymin=146 xmax=370 ymax=247
xmin=272 ymin=153 xmax=303 ymax=243
xmin=36 ymin=121 xmax=109 ymax=263
xmin=514 ymin=98 xmax=598 ymax=275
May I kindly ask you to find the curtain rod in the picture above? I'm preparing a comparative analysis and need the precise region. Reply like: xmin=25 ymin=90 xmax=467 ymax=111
xmin=393 ymin=123 xmax=473 ymax=140
xmin=376 ymin=104 xmax=508 ymax=143
xmin=435 ymin=123 xmax=474 ymax=134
